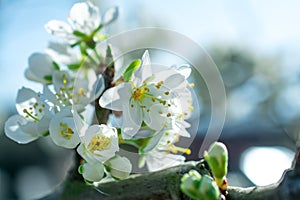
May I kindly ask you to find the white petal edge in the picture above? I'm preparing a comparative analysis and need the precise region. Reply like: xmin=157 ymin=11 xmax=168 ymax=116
xmin=5 ymin=115 xmax=39 ymax=144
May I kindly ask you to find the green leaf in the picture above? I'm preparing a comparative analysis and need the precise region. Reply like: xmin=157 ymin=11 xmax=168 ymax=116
xmin=52 ymin=61 xmax=60 ymax=70
xmin=43 ymin=75 xmax=52 ymax=82
xmin=123 ymin=59 xmax=141 ymax=82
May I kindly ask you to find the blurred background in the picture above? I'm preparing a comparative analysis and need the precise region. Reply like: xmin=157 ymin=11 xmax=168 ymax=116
xmin=1 ymin=0 xmax=300 ymax=199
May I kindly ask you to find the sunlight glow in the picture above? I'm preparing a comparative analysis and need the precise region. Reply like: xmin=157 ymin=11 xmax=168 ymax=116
xmin=240 ymin=146 xmax=294 ymax=186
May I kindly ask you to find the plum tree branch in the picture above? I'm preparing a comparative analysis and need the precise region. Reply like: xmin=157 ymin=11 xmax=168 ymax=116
xmin=41 ymin=149 xmax=300 ymax=200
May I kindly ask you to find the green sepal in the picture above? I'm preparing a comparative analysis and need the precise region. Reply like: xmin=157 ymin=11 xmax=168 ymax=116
xmin=43 ymin=75 xmax=52 ymax=82
xmin=78 ymin=165 xmax=84 ymax=174
xmin=73 ymin=30 xmax=88 ymax=38
xmin=43 ymin=131 xmax=49 ymax=137
xmin=84 ymin=179 xmax=94 ymax=185
xmin=80 ymin=42 xmax=88 ymax=55
xmin=91 ymin=24 xmax=103 ymax=37
xmin=67 ymin=63 xmax=81 ymax=70
xmin=70 ymin=41 xmax=81 ymax=48
xmin=138 ymin=155 xmax=146 ymax=168
xmin=123 ymin=59 xmax=141 ymax=82
xmin=52 ymin=61 xmax=60 ymax=70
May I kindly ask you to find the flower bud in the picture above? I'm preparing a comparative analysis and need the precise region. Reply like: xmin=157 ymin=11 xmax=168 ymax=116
xmin=204 ymin=142 xmax=228 ymax=190
xmin=180 ymin=170 xmax=220 ymax=200
xmin=82 ymin=162 xmax=105 ymax=182
xmin=105 ymin=155 xmax=132 ymax=180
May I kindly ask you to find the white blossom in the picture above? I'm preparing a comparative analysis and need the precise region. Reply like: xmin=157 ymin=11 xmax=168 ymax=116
xmin=43 ymin=69 xmax=104 ymax=111
xmin=45 ymin=1 xmax=118 ymax=44
xmin=144 ymin=150 xmax=186 ymax=172
xmin=45 ymin=1 xmax=99 ymax=41
xmin=77 ymin=124 xmax=119 ymax=164
xmin=45 ymin=41 xmax=81 ymax=65
xmin=25 ymin=53 xmax=57 ymax=84
xmin=49 ymin=109 xmax=81 ymax=148
xmin=99 ymin=50 xmax=193 ymax=139
xmin=5 ymin=87 xmax=53 ymax=143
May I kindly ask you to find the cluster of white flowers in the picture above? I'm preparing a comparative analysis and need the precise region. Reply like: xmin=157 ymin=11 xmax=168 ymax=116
xmin=5 ymin=1 xmax=195 ymax=183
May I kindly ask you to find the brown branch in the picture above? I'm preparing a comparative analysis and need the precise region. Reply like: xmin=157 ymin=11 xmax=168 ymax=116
xmin=40 ymin=157 xmax=300 ymax=200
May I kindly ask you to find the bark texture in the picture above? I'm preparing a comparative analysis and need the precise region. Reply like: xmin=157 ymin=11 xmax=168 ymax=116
xmin=40 ymin=153 xmax=300 ymax=200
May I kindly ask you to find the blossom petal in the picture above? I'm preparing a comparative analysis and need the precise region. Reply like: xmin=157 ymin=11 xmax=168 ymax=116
xmin=133 ymin=50 xmax=152 ymax=86
xmin=177 ymin=64 xmax=191 ymax=79
xmin=4 ymin=115 xmax=39 ymax=144
xmin=73 ymin=110 xmax=89 ymax=138
xmin=46 ymin=41 xmax=80 ymax=65
xmin=68 ymin=1 xmax=100 ymax=34
xmin=43 ymin=85 xmax=61 ymax=108
xmin=103 ymin=7 xmax=118 ymax=25
xmin=146 ymin=150 xmax=185 ymax=172
xmin=146 ymin=104 xmax=168 ymax=131
xmin=77 ymin=143 xmax=97 ymax=164
xmin=99 ymin=83 xmax=131 ymax=111
xmin=25 ymin=53 xmax=54 ymax=83
xmin=121 ymin=101 xmax=142 ymax=139
xmin=49 ymin=109 xmax=80 ymax=149
xmin=141 ymin=130 xmax=164 ymax=153
xmin=164 ymin=73 xmax=185 ymax=90
xmin=45 ymin=20 xmax=74 ymax=39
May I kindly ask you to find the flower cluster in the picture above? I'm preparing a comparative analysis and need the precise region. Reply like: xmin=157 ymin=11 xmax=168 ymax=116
xmin=5 ymin=0 xmax=195 ymax=184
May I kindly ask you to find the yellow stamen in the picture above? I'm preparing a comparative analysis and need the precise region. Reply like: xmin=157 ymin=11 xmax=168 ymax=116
xmin=86 ymin=134 xmax=111 ymax=153
xmin=167 ymin=144 xmax=191 ymax=155
xmin=59 ymin=122 xmax=74 ymax=140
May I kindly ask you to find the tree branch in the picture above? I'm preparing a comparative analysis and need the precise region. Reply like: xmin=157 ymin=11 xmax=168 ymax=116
xmin=40 ymin=154 xmax=300 ymax=200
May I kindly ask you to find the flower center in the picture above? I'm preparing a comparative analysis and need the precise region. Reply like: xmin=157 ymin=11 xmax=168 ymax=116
xmin=59 ymin=122 xmax=74 ymax=140
xmin=22 ymin=102 xmax=45 ymax=122
xmin=87 ymin=134 xmax=111 ymax=152
xmin=55 ymin=74 xmax=87 ymax=105
xmin=132 ymin=88 xmax=146 ymax=101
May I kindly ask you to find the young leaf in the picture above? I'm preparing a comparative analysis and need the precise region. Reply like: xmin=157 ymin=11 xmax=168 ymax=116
xmin=123 ymin=60 xmax=141 ymax=82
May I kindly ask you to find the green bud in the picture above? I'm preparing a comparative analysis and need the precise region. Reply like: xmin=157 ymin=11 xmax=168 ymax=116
xmin=180 ymin=170 xmax=220 ymax=200
xmin=204 ymin=142 xmax=228 ymax=190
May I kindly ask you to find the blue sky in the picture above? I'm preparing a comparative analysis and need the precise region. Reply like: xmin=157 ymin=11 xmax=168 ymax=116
xmin=1 ymin=0 xmax=300 ymax=106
